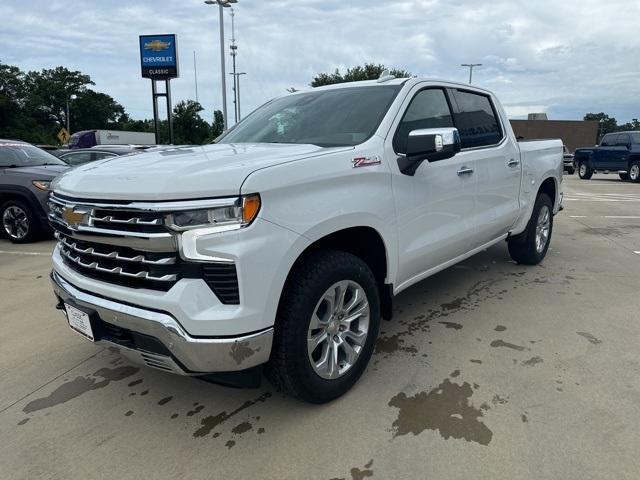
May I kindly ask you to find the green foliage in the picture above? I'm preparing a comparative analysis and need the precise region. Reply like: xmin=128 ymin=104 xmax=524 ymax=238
xmin=0 ymin=61 xmax=224 ymax=145
xmin=172 ymin=100 xmax=210 ymax=145
xmin=584 ymin=112 xmax=640 ymax=139
xmin=311 ymin=63 xmax=412 ymax=87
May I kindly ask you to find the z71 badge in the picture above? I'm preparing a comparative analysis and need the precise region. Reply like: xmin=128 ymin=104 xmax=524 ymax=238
xmin=352 ymin=155 xmax=382 ymax=168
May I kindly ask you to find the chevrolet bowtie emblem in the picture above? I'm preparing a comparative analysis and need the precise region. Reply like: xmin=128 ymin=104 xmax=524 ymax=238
xmin=62 ymin=208 xmax=88 ymax=226
xmin=144 ymin=40 xmax=171 ymax=52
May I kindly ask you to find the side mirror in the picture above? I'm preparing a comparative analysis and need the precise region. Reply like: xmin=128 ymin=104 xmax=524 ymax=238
xmin=398 ymin=127 xmax=461 ymax=175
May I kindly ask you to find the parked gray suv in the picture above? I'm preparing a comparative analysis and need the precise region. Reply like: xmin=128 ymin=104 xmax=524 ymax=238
xmin=0 ymin=140 xmax=68 ymax=243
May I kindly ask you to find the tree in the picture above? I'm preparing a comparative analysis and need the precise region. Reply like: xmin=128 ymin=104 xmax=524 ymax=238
xmin=618 ymin=118 xmax=640 ymax=132
xmin=211 ymin=110 xmax=225 ymax=139
xmin=172 ymin=100 xmax=211 ymax=144
xmin=311 ymin=63 xmax=412 ymax=87
xmin=23 ymin=66 xmax=94 ymax=134
xmin=71 ymin=90 xmax=127 ymax=131
xmin=584 ymin=112 xmax=618 ymax=139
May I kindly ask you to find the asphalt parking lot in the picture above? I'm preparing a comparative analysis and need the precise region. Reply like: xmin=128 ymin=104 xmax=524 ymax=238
xmin=1 ymin=174 xmax=639 ymax=480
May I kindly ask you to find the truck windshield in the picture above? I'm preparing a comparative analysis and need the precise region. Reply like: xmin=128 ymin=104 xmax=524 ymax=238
xmin=0 ymin=143 xmax=66 ymax=167
xmin=217 ymin=86 xmax=402 ymax=147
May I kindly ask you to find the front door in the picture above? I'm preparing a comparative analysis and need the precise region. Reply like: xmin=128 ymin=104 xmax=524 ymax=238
xmin=388 ymin=86 xmax=477 ymax=290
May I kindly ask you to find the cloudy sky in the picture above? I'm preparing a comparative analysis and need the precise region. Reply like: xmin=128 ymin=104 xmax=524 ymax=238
xmin=2 ymin=0 xmax=640 ymax=125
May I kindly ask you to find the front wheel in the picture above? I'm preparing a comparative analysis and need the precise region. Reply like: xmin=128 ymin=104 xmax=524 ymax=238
xmin=1 ymin=200 xmax=41 ymax=243
xmin=578 ymin=162 xmax=593 ymax=179
xmin=508 ymin=193 xmax=553 ymax=265
xmin=629 ymin=162 xmax=640 ymax=183
xmin=266 ymin=250 xmax=380 ymax=403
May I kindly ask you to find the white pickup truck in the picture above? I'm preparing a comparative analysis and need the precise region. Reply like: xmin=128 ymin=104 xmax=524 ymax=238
xmin=49 ymin=77 xmax=563 ymax=403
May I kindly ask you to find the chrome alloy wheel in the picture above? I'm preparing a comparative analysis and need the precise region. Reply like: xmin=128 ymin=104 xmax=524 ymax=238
xmin=535 ymin=205 xmax=551 ymax=253
xmin=307 ymin=280 xmax=370 ymax=380
xmin=2 ymin=206 xmax=29 ymax=240
xmin=630 ymin=164 xmax=640 ymax=181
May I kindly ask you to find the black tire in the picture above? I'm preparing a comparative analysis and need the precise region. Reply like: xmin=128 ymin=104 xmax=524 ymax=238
xmin=0 ymin=200 xmax=41 ymax=244
xmin=629 ymin=161 xmax=640 ymax=183
xmin=567 ymin=167 xmax=575 ymax=175
xmin=619 ymin=172 xmax=630 ymax=181
xmin=508 ymin=193 xmax=553 ymax=265
xmin=266 ymin=250 xmax=380 ymax=403
xmin=578 ymin=161 xmax=593 ymax=179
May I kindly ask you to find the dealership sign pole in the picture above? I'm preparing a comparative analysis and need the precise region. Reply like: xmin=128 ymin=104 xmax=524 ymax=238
xmin=139 ymin=34 xmax=179 ymax=144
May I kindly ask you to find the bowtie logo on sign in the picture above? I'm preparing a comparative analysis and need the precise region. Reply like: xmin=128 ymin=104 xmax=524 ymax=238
xmin=144 ymin=40 xmax=172 ymax=52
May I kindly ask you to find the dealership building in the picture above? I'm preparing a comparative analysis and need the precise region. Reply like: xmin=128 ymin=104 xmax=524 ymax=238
xmin=509 ymin=114 xmax=599 ymax=152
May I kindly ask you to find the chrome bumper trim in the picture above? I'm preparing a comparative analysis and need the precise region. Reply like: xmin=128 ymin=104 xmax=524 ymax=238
xmin=51 ymin=271 xmax=273 ymax=374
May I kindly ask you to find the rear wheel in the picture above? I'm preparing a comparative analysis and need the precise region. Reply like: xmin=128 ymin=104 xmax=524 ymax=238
xmin=619 ymin=172 xmax=630 ymax=181
xmin=578 ymin=162 xmax=593 ymax=179
xmin=1 ymin=200 xmax=41 ymax=243
xmin=629 ymin=162 xmax=640 ymax=183
xmin=508 ymin=193 xmax=553 ymax=265
xmin=266 ymin=250 xmax=380 ymax=403
xmin=566 ymin=167 xmax=575 ymax=175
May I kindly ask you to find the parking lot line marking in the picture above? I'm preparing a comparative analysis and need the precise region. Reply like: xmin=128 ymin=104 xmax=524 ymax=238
xmin=604 ymin=216 xmax=640 ymax=219
xmin=569 ymin=215 xmax=587 ymax=218
xmin=635 ymin=251 xmax=640 ymax=255
xmin=0 ymin=250 xmax=49 ymax=256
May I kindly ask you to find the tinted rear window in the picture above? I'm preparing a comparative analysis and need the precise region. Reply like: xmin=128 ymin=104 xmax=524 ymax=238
xmin=452 ymin=90 xmax=503 ymax=148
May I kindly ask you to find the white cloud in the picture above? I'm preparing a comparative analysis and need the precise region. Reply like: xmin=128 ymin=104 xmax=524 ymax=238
xmin=2 ymin=0 xmax=640 ymax=123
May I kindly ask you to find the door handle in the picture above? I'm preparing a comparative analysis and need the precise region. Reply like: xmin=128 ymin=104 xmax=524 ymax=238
xmin=457 ymin=167 xmax=474 ymax=176
xmin=507 ymin=158 xmax=520 ymax=167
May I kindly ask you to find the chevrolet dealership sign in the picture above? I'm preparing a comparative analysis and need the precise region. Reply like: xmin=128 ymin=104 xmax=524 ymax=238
xmin=139 ymin=34 xmax=179 ymax=79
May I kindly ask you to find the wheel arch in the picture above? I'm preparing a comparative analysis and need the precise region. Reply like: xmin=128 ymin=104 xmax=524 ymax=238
xmin=538 ymin=176 xmax=557 ymax=207
xmin=0 ymin=185 xmax=45 ymax=216
xmin=278 ymin=225 xmax=393 ymax=320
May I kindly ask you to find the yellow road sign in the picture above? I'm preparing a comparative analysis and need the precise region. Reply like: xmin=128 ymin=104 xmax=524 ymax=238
xmin=57 ymin=128 xmax=71 ymax=144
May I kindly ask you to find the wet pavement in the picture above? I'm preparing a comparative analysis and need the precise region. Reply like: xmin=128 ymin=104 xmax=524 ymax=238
xmin=1 ymin=174 xmax=640 ymax=479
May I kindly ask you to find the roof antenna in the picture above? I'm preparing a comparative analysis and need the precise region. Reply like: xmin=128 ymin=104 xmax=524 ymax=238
xmin=377 ymin=69 xmax=396 ymax=83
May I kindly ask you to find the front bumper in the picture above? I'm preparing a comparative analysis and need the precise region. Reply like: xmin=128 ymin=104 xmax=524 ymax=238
xmin=51 ymin=271 xmax=273 ymax=374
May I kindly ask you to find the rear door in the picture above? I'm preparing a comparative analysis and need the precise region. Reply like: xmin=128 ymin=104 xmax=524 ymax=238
xmin=388 ymin=86 xmax=477 ymax=289
xmin=449 ymin=88 xmax=521 ymax=245
xmin=614 ymin=134 xmax=631 ymax=170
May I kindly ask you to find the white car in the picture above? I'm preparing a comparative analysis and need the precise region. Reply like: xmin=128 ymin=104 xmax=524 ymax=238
xmin=49 ymin=76 xmax=563 ymax=403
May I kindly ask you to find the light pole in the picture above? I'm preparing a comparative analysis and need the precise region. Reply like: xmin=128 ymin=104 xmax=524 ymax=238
xmin=461 ymin=63 xmax=482 ymax=84
xmin=66 ymin=94 xmax=77 ymax=133
xmin=204 ymin=0 xmax=238 ymax=131
xmin=230 ymin=72 xmax=246 ymax=120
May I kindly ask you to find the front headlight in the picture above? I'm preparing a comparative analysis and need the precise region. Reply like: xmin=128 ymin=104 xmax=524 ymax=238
xmin=32 ymin=180 xmax=51 ymax=191
xmin=165 ymin=194 xmax=261 ymax=232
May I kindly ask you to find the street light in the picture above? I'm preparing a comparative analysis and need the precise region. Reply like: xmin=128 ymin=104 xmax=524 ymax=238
xmin=204 ymin=0 xmax=238 ymax=130
xmin=66 ymin=94 xmax=77 ymax=133
xmin=461 ymin=63 xmax=482 ymax=84
xmin=230 ymin=72 xmax=247 ymax=121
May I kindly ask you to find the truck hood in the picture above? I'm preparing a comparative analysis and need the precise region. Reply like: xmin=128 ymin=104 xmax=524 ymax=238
xmin=52 ymin=143 xmax=351 ymax=201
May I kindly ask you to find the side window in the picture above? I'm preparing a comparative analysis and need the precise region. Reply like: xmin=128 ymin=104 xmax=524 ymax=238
xmin=451 ymin=90 xmax=503 ymax=148
xmin=93 ymin=152 xmax=118 ymax=161
xmin=601 ymin=134 xmax=617 ymax=146
xmin=393 ymin=88 xmax=454 ymax=154
xmin=62 ymin=152 xmax=93 ymax=166
xmin=616 ymin=134 xmax=630 ymax=147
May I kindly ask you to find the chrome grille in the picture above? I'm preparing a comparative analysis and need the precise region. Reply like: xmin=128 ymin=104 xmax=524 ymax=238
xmin=57 ymin=232 xmax=180 ymax=285
xmin=49 ymin=193 xmax=239 ymax=300
xmin=56 ymin=232 xmax=176 ymax=265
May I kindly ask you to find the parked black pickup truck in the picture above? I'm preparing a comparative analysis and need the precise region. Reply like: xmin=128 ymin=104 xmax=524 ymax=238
xmin=574 ymin=131 xmax=640 ymax=182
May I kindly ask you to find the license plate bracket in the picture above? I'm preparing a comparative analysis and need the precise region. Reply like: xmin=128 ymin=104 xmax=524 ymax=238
xmin=64 ymin=303 xmax=96 ymax=341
